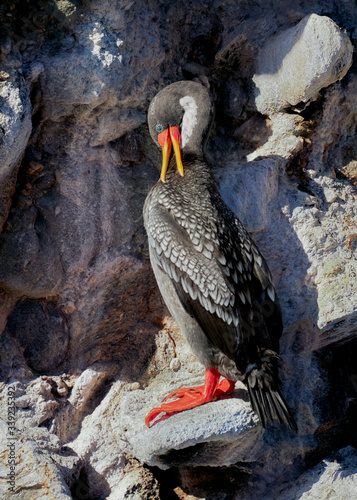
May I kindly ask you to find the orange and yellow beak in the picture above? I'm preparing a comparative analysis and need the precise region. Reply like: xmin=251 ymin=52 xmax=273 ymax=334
xmin=157 ymin=125 xmax=184 ymax=183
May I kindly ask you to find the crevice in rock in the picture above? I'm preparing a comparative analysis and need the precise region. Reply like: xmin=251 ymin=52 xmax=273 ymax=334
xmin=70 ymin=466 xmax=94 ymax=500
xmin=150 ymin=462 xmax=253 ymax=500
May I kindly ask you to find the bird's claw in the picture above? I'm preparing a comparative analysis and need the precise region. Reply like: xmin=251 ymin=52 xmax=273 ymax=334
xmin=145 ymin=407 xmax=166 ymax=427
xmin=145 ymin=378 xmax=236 ymax=427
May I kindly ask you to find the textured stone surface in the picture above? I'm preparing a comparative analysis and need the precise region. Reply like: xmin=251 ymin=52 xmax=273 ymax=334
xmin=253 ymin=14 xmax=353 ymax=115
xmin=117 ymin=370 xmax=261 ymax=469
xmin=0 ymin=0 xmax=356 ymax=498
xmin=106 ymin=465 xmax=160 ymax=500
xmin=275 ymin=447 xmax=357 ymax=500
xmin=0 ymin=45 xmax=32 ymax=231
xmin=0 ymin=419 xmax=76 ymax=499
xmin=7 ymin=299 xmax=69 ymax=373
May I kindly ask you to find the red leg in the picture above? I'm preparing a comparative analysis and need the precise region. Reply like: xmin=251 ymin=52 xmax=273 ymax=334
xmin=163 ymin=376 xmax=235 ymax=402
xmin=214 ymin=378 xmax=236 ymax=398
xmin=145 ymin=369 xmax=236 ymax=427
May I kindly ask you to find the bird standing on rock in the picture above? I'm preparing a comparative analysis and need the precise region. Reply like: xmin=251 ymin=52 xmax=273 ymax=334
xmin=143 ymin=80 xmax=296 ymax=430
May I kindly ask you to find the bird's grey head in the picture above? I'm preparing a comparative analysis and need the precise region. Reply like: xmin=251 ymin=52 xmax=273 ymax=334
xmin=148 ymin=80 xmax=214 ymax=152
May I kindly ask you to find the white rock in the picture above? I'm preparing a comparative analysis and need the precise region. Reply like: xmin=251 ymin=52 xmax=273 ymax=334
xmin=116 ymin=369 xmax=261 ymax=469
xmin=169 ymin=358 xmax=181 ymax=371
xmin=253 ymin=14 xmax=353 ymax=115
xmin=107 ymin=467 xmax=160 ymax=500
xmin=324 ymin=187 xmax=338 ymax=203
xmin=0 ymin=419 xmax=74 ymax=499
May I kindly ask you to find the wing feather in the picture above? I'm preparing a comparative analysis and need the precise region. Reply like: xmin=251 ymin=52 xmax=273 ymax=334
xmin=146 ymin=190 xmax=282 ymax=363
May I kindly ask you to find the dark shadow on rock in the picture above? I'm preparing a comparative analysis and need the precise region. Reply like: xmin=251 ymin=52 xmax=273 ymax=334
xmin=6 ymin=298 xmax=69 ymax=373
xmin=311 ymin=333 xmax=357 ymax=452
xmin=67 ymin=254 xmax=166 ymax=381
xmin=150 ymin=462 xmax=252 ymax=500
xmin=318 ymin=312 xmax=357 ymax=349
xmin=71 ymin=466 xmax=99 ymax=500
xmin=0 ymin=329 xmax=33 ymax=382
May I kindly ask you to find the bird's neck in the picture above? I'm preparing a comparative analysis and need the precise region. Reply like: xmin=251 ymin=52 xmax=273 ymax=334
xmin=167 ymin=150 xmax=212 ymax=182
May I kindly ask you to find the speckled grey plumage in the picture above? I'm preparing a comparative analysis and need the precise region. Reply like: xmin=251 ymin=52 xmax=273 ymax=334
xmin=144 ymin=81 xmax=295 ymax=429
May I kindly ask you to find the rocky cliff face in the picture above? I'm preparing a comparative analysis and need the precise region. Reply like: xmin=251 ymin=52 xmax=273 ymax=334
xmin=0 ymin=1 xmax=356 ymax=499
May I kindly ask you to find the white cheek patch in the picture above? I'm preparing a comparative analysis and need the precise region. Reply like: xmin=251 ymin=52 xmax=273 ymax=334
xmin=179 ymin=95 xmax=198 ymax=148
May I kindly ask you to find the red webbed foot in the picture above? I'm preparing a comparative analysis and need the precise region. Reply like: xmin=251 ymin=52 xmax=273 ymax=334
xmin=145 ymin=369 xmax=235 ymax=427
xmin=162 ymin=384 xmax=205 ymax=402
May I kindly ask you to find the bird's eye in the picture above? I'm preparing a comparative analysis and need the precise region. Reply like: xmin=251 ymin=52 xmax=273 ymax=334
xmin=155 ymin=124 xmax=164 ymax=134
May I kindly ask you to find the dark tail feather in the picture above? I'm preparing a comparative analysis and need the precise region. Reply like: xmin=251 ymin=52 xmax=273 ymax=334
xmin=245 ymin=351 xmax=297 ymax=431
